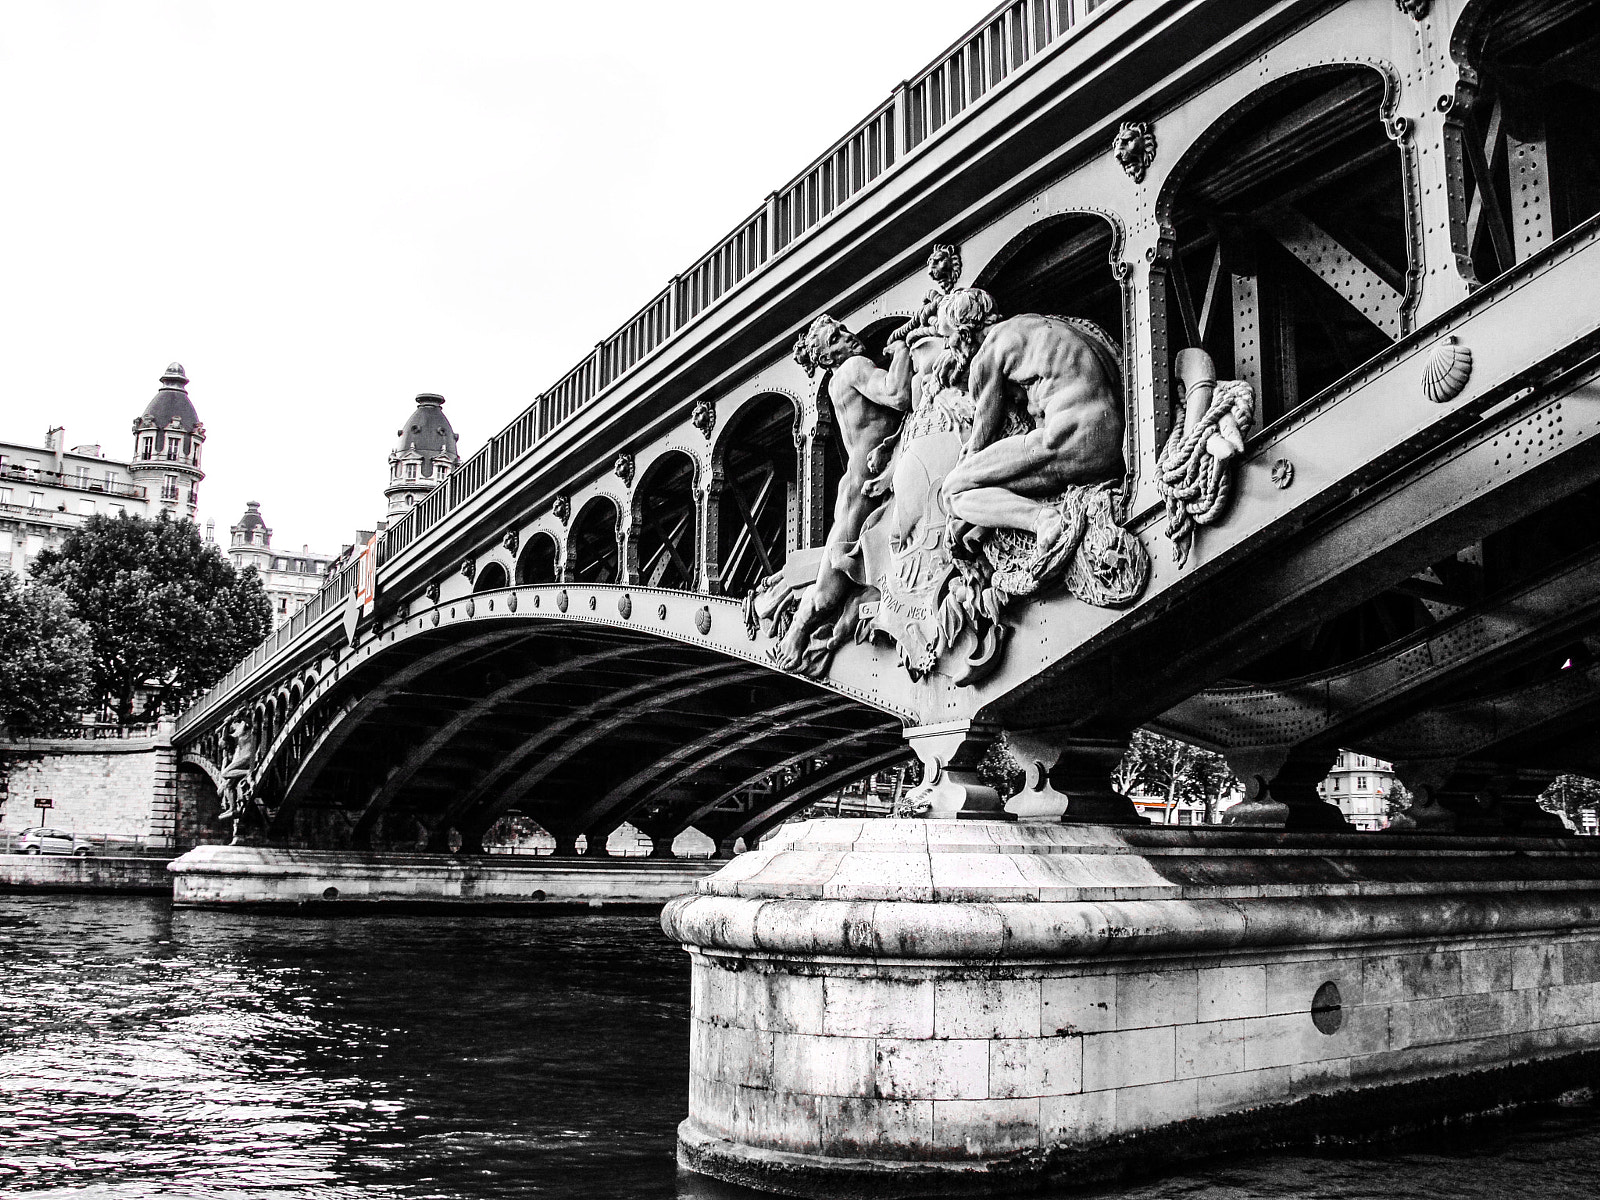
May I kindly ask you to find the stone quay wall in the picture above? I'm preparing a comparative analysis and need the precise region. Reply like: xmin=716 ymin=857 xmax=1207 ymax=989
xmin=1 ymin=732 xmax=177 ymax=849
xmin=665 ymin=819 xmax=1600 ymax=1194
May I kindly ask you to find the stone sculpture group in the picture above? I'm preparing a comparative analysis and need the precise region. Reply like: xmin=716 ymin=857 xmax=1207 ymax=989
xmin=745 ymin=245 xmax=1150 ymax=686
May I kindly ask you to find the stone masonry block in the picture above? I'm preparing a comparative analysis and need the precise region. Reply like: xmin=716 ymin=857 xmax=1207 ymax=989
xmin=1264 ymin=956 xmax=1363 ymax=1015
xmin=1116 ymin=969 xmax=1198 ymax=1030
xmin=1042 ymin=973 xmax=1116 ymax=1035
xmin=1115 ymin=1078 xmax=1199 ymax=1134
xmin=1194 ymin=1065 xmax=1292 ymax=1119
xmin=989 ymin=1035 xmax=1083 ymax=1099
xmin=741 ymin=1085 xmax=824 ymax=1154
xmin=824 ymin=975 xmax=934 ymax=1039
xmin=1458 ymin=947 xmax=1513 ymax=995
xmin=734 ymin=968 xmax=824 ymax=1035
xmin=1560 ymin=940 xmax=1600 ymax=986
xmin=1197 ymin=965 xmax=1266 ymax=1023
xmin=771 ymin=1031 xmax=873 ymax=1097
xmin=1081 ymin=1025 xmax=1175 ymax=1092
xmin=932 ymin=1097 xmax=1041 ymax=1156
xmin=1175 ymin=1019 xmax=1245 ymax=1079
xmin=1512 ymin=943 xmax=1564 ymax=991
xmin=934 ymin=977 xmax=1042 ymax=1039
xmin=818 ymin=1096 xmax=933 ymax=1159
xmin=1389 ymin=991 xmax=1523 ymax=1050
xmin=873 ymin=1038 xmax=990 ymax=1101
xmin=1534 ymin=982 xmax=1600 ymax=1031
xmin=1041 ymin=1087 xmax=1116 ymax=1144
xmin=1363 ymin=950 xmax=1463 ymax=1006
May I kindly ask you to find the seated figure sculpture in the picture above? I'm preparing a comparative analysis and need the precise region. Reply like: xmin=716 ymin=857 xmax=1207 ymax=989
xmin=769 ymin=316 xmax=912 ymax=672
xmin=937 ymin=288 xmax=1127 ymax=582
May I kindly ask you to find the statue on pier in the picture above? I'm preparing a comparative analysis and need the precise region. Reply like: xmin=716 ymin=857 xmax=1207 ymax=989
xmin=748 ymin=246 xmax=1148 ymax=685
xmin=217 ymin=718 xmax=258 ymax=843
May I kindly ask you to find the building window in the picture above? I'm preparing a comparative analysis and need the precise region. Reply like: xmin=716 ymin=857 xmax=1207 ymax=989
xmin=279 ymin=598 xmax=288 ymax=613
xmin=406 ymin=494 xmax=414 ymax=506
xmin=406 ymin=462 xmax=417 ymax=480
xmin=105 ymin=471 xmax=116 ymax=491
xmin=75 ymin=467 xmax=90 ymax=487
xmin=78 ymin=500 xmax=94 ymax=516
xmin=109 ymin=503 xmax=124 ymax=516
xmin=141 ymin=437 xmax=152 ymax=459
xmin=0 ymin=487 xmax=10 ymax=505
xmin=1331 ymin=777 xmax=1340 ymax=792
xmin=1357 ymin=776 xmax=1368 ymax=791
xmin=28 ymin=491 xmax=44 ymax=508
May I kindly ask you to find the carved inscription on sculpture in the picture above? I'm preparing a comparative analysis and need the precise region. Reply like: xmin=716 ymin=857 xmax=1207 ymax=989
xmin=748 ymin=247 xmax=1148 ymax=685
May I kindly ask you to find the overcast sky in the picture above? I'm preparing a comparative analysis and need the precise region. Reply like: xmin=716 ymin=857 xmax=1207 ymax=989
xmin=0 ymin=0 xmax=983 ymax=553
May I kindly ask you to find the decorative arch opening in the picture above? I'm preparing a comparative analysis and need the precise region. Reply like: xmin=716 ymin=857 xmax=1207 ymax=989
xmin=976 ymin=213 xmax=1125 ymax=355
xmin=567 ymin=496 xmax=621 ymax=583
xmin=633 ymin=451 xmax=699 ymax=590
xmin=714 ymin=394 xmax=798 ymax=596
xmin=474 ymin=560 xmax=509 ymax=592
xmin=515 ymin=532 xmax=559 ymax=585
xmin=1157 ymin=65 xmax=1405 ymax=432
xmin=1456 ymin=0 xmax=1600 ymax=286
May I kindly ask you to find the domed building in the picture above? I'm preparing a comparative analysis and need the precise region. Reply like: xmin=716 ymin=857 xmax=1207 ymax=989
xmin=385 ymin=393 xmax=460 ymax=518
xmin=226 ymin=501 xmax=337 ymax=625
xmin=129 ymin=363 xmax=205 ymax=520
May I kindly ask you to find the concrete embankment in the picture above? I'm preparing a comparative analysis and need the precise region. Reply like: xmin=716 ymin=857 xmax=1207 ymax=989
xmin=0 ymin=855 xmax=174 ymax=895
xmin=168 ymin=844 xmax=719 ymax=910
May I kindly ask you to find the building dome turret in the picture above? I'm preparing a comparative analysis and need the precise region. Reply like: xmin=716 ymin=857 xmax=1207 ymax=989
xmin=129 ymin=362 xmax=205 ymax=520
xmin=386 ymin=393 xmax=462 ymax=518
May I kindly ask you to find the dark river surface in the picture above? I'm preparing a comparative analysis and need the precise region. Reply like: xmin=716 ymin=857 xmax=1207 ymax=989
xmin=5 ymin=894 xmax=1600 ymax=1200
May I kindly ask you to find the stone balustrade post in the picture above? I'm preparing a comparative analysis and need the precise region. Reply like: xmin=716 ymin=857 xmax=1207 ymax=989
xmin=1223 ymin=745 xmax=1347 ymax=830
xmin=901 ymin=721 xmax=1011 ymax=820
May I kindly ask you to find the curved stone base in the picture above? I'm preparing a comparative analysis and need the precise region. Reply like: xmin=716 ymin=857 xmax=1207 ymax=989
xmin=664 ymin=818 xmax=1600 ymax=1196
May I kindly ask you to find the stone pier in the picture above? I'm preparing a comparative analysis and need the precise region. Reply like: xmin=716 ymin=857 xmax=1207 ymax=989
xmin=663 ymin=819 xmax=1600 ymax=1196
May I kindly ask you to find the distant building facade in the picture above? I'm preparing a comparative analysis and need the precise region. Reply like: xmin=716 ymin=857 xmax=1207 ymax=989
xmin=385 ymin=393 xmax=460 ymax=518
xmin=1318 ymin=750 xmax=1398 ymax=831
xmin=225 ymin=502 xmax=336 ymax=624
xmin=0 ymin=363 xmax=201 ymax=577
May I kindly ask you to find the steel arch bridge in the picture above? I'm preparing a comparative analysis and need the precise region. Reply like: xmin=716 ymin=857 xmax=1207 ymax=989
xmin=178 ymin=0 xmax=1600 ymax=851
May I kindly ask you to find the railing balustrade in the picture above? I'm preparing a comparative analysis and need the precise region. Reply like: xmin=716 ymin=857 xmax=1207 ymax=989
xmin=175 ymin=0 xmax=1121 ymax=735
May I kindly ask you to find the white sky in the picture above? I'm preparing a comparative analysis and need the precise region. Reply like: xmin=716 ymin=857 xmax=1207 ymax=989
xmin=0 ymin=0 xmax=984 ymax=553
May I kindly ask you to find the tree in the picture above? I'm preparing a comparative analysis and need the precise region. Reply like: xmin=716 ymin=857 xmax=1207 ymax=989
xmin=31 ymin=513 xmax=272 ymax=722
xmin=0 ymin=573 xmax=95 ymax=738
xmin=1114 ymin=729 xmax=1237 ymax=824
xmin=1383 ymin=778 xmax=1414 ymax=820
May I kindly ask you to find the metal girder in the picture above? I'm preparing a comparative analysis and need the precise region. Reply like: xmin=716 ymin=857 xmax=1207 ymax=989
xmin=447 ymin=662 xmax=764 ymax=839
xmin=1259 ymin=209 xmax=1402 ymax=339
xmin=1362 ymin=666 xmax=1600 ymax=764
xmin=1156 ymin=543 xmax=1600 ymax=753
xmin=267 ymin=629 xmax=527 ymax=833
xmin=723 ymin=745 xmax=911 ymax=846
xmin=349 ymin=643 xmax=648 ymax=841
xmin=664 ymin=720 xmax=904 ymax=837
xmin=567 ymin=695 xmax=852 ymax=837
xmin=992 ymin=216 xmax=1600 ymax=733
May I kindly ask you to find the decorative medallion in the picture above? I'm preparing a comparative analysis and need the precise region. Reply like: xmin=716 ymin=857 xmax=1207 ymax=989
xmin=1113 ymin=120 xmax=1157 ymax=183
xmin=487 ymin=598 xmax=494 ymax=611
xmin=1422 ymin=336 xmax=1473 ymax=404
xmin=431 ymin=610 xmax=440 ymax=626
xmin=449 ymin=607 xmax=456 ymax=619
xmin=588 ymin=595 xmax=597 ymax=611
xmin=1396 ymin=0 xmax=1430 ymax=18
xmin=465 ymin=598 xmax=475 ymax=617
xmin=425 ymin=581 xmax=440 ymax=604
xmin=695 ymin=606 xmax=712 ymax=636
xmin=461 ymin=556 xmax=477 ymax=583
xmin=691 ymin=397 xmax=717 ymax=439
xmin=613 ymin=452 xmax=635 ymax=486
xmin=552 ymin=493 xmax=571 ymax=525
xmin=557 ymin=589 xmax=569 ymax=613
xmin=533 ymin=594 xmax=540 ymax=607
xmin=657 ymin=603 xmax=667 ymax=620
xmin=502 ymin=528 xmax=520 ymax=555
xmin=1270 ymin=459 xmax=1294 ymax=489
xmin=508 ymin=593 xmax=518 ymax=612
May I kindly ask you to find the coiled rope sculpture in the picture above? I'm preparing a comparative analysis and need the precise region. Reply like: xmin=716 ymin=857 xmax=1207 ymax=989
xmin=1157 ymin=348 xmax=1256 ymax=567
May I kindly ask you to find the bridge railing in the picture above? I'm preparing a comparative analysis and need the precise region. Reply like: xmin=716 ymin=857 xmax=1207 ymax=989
xmin=176 ymin=0 xmax=1123 ymax=736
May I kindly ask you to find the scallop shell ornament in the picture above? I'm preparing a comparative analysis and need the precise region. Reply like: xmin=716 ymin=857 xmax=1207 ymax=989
xmin=1422 ymin=336 xmax=1472 ymax=404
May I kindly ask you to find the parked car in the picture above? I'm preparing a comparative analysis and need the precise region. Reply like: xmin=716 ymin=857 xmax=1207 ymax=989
xmin=15 ymin=828 xmax=93 ymax=856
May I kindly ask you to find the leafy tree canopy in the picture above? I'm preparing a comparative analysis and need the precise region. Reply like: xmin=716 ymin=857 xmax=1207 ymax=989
xmin=1113 ymin=729 xmax=1237 ymax=823
xmin=0 ymin=573 xmax=95 ymax=738
xmin=31 ymin=514 xmax=272 ymax=721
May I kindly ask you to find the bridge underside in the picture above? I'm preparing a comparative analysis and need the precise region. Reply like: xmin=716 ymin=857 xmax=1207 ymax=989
xmin=256 ymin=617 xmax=904 ymax=856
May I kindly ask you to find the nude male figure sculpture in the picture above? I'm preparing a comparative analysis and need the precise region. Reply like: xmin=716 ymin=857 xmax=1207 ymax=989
xmin=936 ymin=288 xmax=1126 ymax=580
xmin=773 ymin=316 xmax=912 ymax=670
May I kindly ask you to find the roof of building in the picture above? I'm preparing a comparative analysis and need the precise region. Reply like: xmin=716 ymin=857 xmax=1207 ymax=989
xmin=393 ymin=394 xmax=459 ymax=468
xmin=234 ymin=501 xmax=267 ymax=531
xmin=137 ymin=363 xmax=201 ymax=433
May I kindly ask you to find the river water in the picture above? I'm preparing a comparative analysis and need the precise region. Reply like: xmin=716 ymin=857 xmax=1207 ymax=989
xmin=4 ymin=895 xmax=1600 ymax=1200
